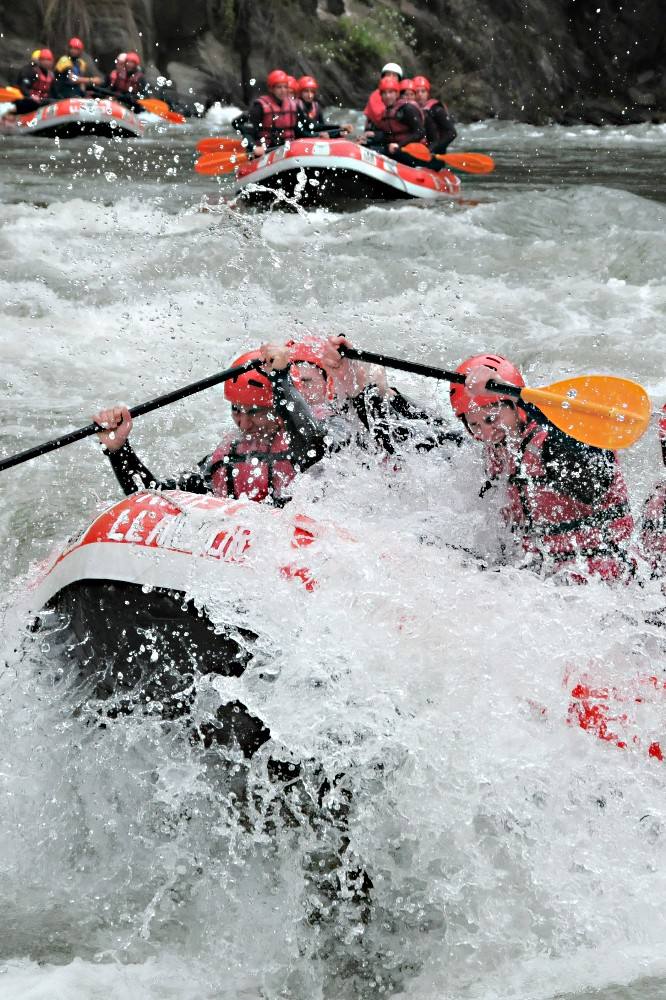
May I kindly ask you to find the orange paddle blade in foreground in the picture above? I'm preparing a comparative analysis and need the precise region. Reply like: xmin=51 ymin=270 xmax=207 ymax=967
xmin=402 ymin=143 xmax=495 ymax=174
xmin=194 ymin=151 xmax=249 ymax=175
xmin=522 ymin=375 xmax=651 ymax=450
xmin=196 ymin=137 xmax=245 ymax=154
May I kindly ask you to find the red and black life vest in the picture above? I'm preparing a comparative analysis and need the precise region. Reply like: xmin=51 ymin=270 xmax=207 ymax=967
xmin=299 ymin=98 xmax=322 ymax=122
xmin=363 ymin=89 xmax=385 ymax=129
xmin=422 ymin=97 xmax=450 ymax=145
xmin=256 ymin=94 xmax=298 ymax=146
xmin=640 ymin=482 xmax=666 ymax=575
xmin=208 ymin=431 xmax=297 ymax=503
xmin=109 ymin=66 xmax=144 ymax=95
xmin=484 ymin=421 xmax=634 ymax=581
xmin=373 ymin=98 xmax=423 ymax=143
xmin=30 ymin=67 xmax=54 ymax=102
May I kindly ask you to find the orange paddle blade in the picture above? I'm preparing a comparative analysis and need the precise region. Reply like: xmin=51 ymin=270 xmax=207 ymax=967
xmin=138 ymin=98 xmax=186 ymax=124
xmin=195 ymin=151 xmax=248 ymax=175
xmin=196 ymin=137 xmax=245 ymax=154
xmin=522 ymin=376 xmax=651 ymax=450
xmin=437 ymin=152 xmax=495 ymax=174
xmin=401 ymin=142 xmax=432 ymax=161
xmin=0 ymin=86 xmax=22 ymax=101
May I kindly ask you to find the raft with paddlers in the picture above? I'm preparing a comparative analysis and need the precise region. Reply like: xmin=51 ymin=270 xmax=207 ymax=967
xmin=195 ymin=137 xmax=465 ymax=206
xmin=0 ymin=96 xmax=144 ymax=138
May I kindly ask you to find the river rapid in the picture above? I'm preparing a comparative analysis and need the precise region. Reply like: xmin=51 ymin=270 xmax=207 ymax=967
xmin=1 ymin=115 xmax=666 ymax=1000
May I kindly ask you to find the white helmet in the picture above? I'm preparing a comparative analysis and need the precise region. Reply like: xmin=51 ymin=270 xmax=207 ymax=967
xmin=381 ymin=62 xmax=403 ymax=79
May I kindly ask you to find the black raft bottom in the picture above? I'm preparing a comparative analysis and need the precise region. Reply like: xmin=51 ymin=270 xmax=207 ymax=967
xmin=49 ymin=579 xmax=269 ymax=756
xmin=237 ymin=165 xmax=412 ymax=208
xmin=27 ymin=123 xmax=138 ymax=139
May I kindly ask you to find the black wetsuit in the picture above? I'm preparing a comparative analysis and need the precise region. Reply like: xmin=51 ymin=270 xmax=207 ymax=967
xmin=13 ymin=64 xmax=54 ymax=114
xmin=104 ymin=369 xmax=328 ymax=505
xmin=424 ymin=101 xmax=457 ymax=154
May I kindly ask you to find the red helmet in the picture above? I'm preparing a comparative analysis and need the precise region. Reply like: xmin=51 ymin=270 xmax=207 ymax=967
xmin=286 ymin=75 xmax=298 ymax=92
xmin=267 ymin=69 xmax=288 ymax=88
xmin=412 ymin=75 xmax=431 ymax=91
xmin=399 ymin=79 xmax=415 ymax=93
xmin=125 ymin=51 xmax=141 ymax=65
xmin=379 ymin=77 xmax=399 ymax=93
xmin=298 ymin=75 xmax=318 ymax=92
xmin=224 ymin=352 xmax=273 ymax=409
xmin=450 ymin=354 xmax=525 ymax=420
xmin=286 ymin=338 xmax=334 ymax=399
xmin=38 ymin=48 xmax=54 ymax=62
xmin=68 ymin=37 xmax=84 ymax=51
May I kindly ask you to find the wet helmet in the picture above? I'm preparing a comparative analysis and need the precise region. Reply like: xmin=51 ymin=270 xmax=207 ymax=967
xmin=449 ymin=354 xmax=525 ymax=420
xmin=381 ymin=63 xmax=403 ymax=79
xmin=224 ymin=352 xmax=273 ymax=409
xmin=379 ymin=77 xmax=400 ymax=93
xmin=412 ymin=75 xmax=431 ymax=91
xmin=399 ymin=79 xmax=415 ymax=93
xmin=297 ymin=75 xmax=318 ymax=93
xmin=68 ymin=37 xmax=85 ymax=51
xmin=267 ymin=69 xmax=288 ymax=88
xmin=286 ymin=338 xmax=334 ymax=399
xmin=286 ymin=75 xmax=298 ymax=93
xmin=116 ymin=53 xmax=127 ymax=65
xmin=125 ymin=51 xmax=141 ymax=66
xmin=38 ymin=48 xmax=54 ymax=62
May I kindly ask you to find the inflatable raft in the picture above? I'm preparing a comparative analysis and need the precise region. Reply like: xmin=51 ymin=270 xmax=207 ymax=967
xmin=234 ymin=138 xmax=462 ymax=206
xmin=0 ymin=97 xmax=144 ymax=139
xmin=25 ymin=490 xmax=331 ymax=726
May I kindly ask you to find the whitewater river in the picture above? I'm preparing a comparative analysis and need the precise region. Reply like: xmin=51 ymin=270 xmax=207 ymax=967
xmin=1 ymin=115 xmax=666 ymax=1000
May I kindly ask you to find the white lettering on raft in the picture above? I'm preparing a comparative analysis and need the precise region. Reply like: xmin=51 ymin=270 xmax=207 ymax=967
xmin=105 ymin=509 xmax=251 ymax=561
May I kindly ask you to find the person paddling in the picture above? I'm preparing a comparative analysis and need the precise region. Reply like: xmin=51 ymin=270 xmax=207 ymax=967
xmin=363 ymin=62 xmax=403 ymax=132
xmin=295 ymin=76 xmax=352 ymax=138
xmin=53 ymin=37 xmax=102 ymax=99
xmin=107 ymin=51 xmax=146 ymax=102
xmin=359 ymin=77 xmax=426 ymax=161
xmin=233 ymin=69 xmax=300 ymax=157
xmin=450 ymin=354 xmax=635 ymax=583
xmin=13 ymin=49 xmax=55 ymax=114
xmin=413 ymin=75 xmax=457 ymax=154
xmin=94 ymin=343 xmax=334 ymax=506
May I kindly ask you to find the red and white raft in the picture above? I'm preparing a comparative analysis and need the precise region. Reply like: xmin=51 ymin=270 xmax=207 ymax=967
xmin=27 ymin=489 xmax=331 ymax=615
xmin=23 ymin=491 xmax=344 ymax=706
xmin=234 ymin=138 xmax=462 ymax=206
xmin=0 ymin=97 xmax=144 ymax=139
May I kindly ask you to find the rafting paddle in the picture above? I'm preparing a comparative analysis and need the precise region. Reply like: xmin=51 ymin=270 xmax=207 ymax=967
xmin=402 ymin=143 xmax=495 ymax=174
xmin=138 ymin=98 xmax=186 ymax=124
xmin=0 ymin=359 xmax=264 ymax=474
xmin=195 ymin=151 xmax=248 ymax=175
xmin=196 ymin=137 xmax=247 ymax=154
xmin=338 ymin=346 xmax=650 ymax=450
xmin=0 ymin=86 xmax=22 ymax=102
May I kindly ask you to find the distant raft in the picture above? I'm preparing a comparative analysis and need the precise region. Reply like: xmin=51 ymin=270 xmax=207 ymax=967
xmin=233 ymin=138 xmax=462 ymax=207
xmin=0 ymin=97 xmax=144 ymax=139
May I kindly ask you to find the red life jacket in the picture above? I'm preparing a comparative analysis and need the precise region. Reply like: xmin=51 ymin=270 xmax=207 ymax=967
xmin=256 ymin=94 xmax=298 ymax=146
xmin=484 ymin=421 xmax=634 ymax=581
xmin=363 ymin=89 xmax=385 ymax=129
xmin=30 ymin=67 xmax=54 ymax=102
xmin=299 ymin=98 xmax=322 ymax=122
xmin=640 ymin=483 xmax=666 ymax=575
xmin=374 ymin=98 xmax=423 ymax=143
xmin=208 ymin=431 xmax=297 ymax=503
xmin=109 ymin=67 xmax=144 ymax=94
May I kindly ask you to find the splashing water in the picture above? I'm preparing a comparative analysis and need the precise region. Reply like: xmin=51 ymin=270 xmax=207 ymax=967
xmin=0 ymin=116 xmax=666 ymax=999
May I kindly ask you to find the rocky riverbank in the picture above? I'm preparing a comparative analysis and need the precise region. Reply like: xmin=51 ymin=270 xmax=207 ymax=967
xmin=1 ymin=0 xmax=664 ymax=124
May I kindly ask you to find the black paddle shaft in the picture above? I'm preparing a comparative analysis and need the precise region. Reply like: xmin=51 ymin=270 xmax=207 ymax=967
xmin=0 ymin=360 xmax=263 ymax=474
xmin=338 ymin=346 xmax=522 ymax=398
